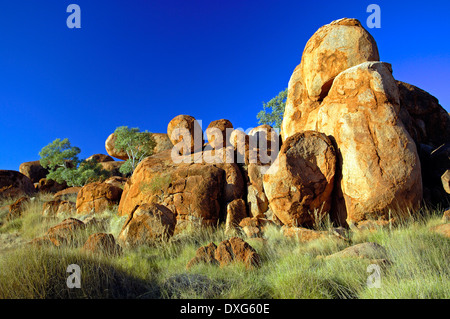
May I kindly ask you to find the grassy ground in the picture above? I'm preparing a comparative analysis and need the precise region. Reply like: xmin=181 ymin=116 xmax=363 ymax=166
xmin=0 ymin=193 xmax=448 ymax=299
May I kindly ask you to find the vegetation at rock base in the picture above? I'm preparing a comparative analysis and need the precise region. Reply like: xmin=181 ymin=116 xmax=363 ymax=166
xmin=113 ymin=126 xmax=156 ymax=175
xmin=257 ymin=88 xmax=287 ymax=129
xmin=39 ymin=138 xmax=110 ymax=187
xmin=0 ymin=193 xmax=448 ymax=299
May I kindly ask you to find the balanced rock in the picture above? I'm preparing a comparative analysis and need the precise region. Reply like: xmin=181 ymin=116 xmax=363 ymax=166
xmin=167 ymin=115 xmax=204 ymax=155
xmin=263 ymin=131 xmax=336 ymax=227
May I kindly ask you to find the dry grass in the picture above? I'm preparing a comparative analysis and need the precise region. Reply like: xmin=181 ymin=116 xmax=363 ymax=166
xmin=0 ymin=194 xmax=448 ymax=299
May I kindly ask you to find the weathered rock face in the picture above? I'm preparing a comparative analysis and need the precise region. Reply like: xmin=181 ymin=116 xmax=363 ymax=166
xmin=118 ymin=203 xmax=176 ymax=248
xmin=19 ymin=161 xmax=49 ymax=183
xmin=0 ymin=170 xmax=36 ymax=200
xmin=263 ymin=131 xmax=336 ymax=227
xmin=314 ymin=62 xmax=422 ymax=225
xmin=281 ymin=18 xmax=380 ymax=141
xmin=225 ymin=199 xmax=248 ymax=233
xmin=118 ymin=150 xmax=226 ymax=232
xmin=206 ymin=119 xmax=233 ymax=149
xmin=86 ymin=154 xmax=114 ymax=163
xmin=76 ymin=182 xmax=123 ymax=214
xmin=301 ymin=18 xmax=380 ymax=102
xmin=167 ymin=115 xmax=204 ymax=155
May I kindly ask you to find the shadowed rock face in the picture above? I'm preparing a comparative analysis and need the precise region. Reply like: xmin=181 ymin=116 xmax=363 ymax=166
xmin=19 ymin=161 xmax=49 ymax=183
xmin=0 ymin=170 xmax=36 ymax=200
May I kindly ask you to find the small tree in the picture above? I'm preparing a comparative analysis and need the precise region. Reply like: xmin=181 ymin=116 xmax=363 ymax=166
xmin=39 ymin=138 xmax=80 ymax=171
xmin=39 ymin=138 xmax=110 ymax=187
xmin=113 ymin=126 xmax=156 ymax=175
xmin=256 ymin=88 xmax=288 ymax=129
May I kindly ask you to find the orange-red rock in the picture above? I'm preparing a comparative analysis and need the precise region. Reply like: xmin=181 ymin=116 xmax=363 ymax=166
xmin=263 ymin=131 xmax=336 ymax=227
xmin=76 ymin=181 xmax=123 ymax=214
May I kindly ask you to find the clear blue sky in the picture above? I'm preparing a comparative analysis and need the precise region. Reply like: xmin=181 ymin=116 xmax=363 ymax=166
xmin=1 ymin=0 xmax=449 ymax=170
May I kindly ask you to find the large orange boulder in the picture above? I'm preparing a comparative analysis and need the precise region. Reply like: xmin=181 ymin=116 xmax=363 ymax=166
xmin=315 ymin=62 xmax=422 ymax=225
xmin=118 ymin=203 xmax=176 ymax=248
xmin=76 ymin=181 xmax=123 ymax=214
xmin=0 ymin=170 xmax=36 ymax=200
xmin=263 ymin=131 xmax=336 ymax=227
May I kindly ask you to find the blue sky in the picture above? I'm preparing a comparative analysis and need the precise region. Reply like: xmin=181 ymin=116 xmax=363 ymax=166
xmin=0 ymin=0 xmax=449 ymax=170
